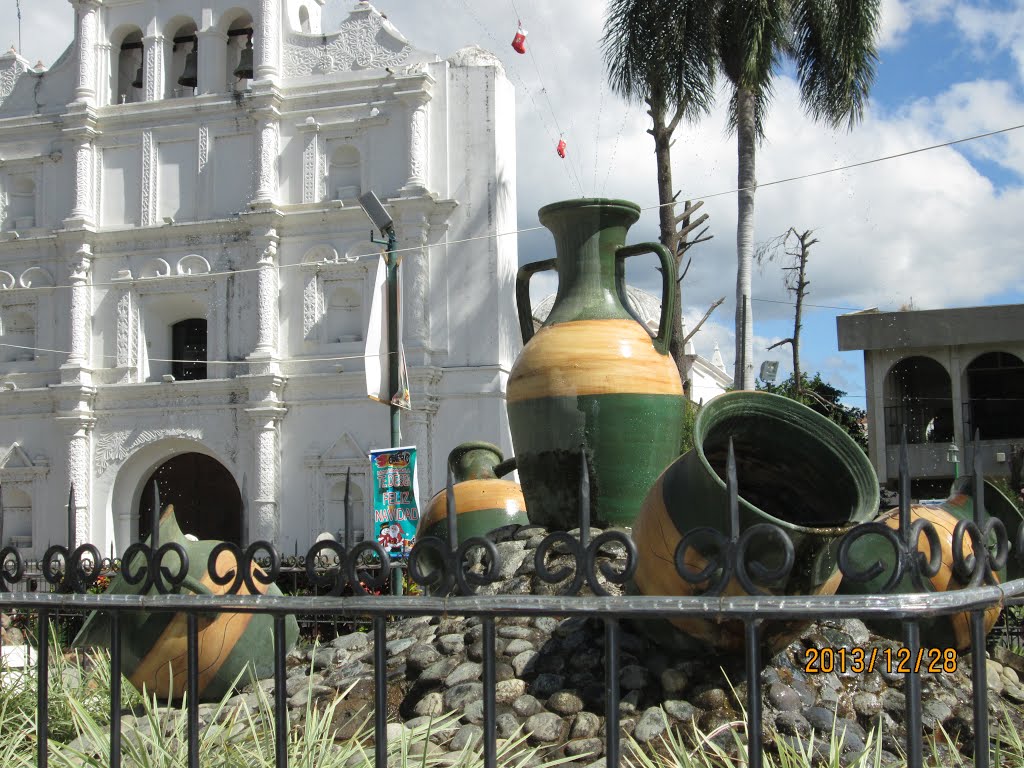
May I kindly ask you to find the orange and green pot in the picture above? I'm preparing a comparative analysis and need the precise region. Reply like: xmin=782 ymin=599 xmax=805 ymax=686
xmin=73 ymin=505 xmax=298 ymax=702
xmin=507 ymin=198 xmax=684 ymax=530
xmin=418 ymin=442 xmax=528 ymax=545
xmin=631 ymin=391 xmax=879 ymax=653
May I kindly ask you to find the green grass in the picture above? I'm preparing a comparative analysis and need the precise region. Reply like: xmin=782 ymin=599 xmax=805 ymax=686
xmin=5 ymin=632 xmax=1024 ymax=767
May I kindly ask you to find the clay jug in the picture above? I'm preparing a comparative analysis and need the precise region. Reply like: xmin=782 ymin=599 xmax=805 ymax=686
xmin=631 ymin=391 xmax=879 ymax=653
xmin=74 ymin=505 xmax=298 ymax=701
xmin=418 ymin=442 xmax=529 ymax=545
xmin=507 ymin=198 xmax=684 ymax=530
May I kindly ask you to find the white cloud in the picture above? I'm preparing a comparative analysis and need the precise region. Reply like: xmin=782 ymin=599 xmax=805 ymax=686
xmin=955 ymin=2 xmax=1024 ymax=82
xmin=878 ymin=0 xmax=956 ymax=49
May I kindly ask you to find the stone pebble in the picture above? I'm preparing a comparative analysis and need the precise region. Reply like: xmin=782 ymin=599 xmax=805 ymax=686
xmin=113 ymin=530 xmax=1015 ymax=765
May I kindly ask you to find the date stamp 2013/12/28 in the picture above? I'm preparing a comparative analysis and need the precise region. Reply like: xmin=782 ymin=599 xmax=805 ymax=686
xmin=803 ymin=647 xmax=959 ymax=675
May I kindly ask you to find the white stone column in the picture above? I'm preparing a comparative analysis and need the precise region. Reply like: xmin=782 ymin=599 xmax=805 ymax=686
xmin=405 ymin=398 xmax=437 ymax=500
xmin=64 ymin=417 xmax=95 ymax=548
xmin=252 ymin=113 xmax=279 ymax=207
xmin=98 ymin=42 xmax=114 ymax=105
xmin=395 ymin=209 xmax=430 ymax=355
xmin=142 ymin=35 xmax=165 ymax=102
xmin=65 ymin=245 xmax=93 ymax=370
xmin=246 ymin=407 xmax=284 ymax=545
xmin=398 ymin=91 xmax=430 ymax=193
xmin=73 ymin=0 xmax=100 ymax=104
xmin=198 ymin=28 xmax=228 ymax=96
xmin=256 ymin=0 xmax=281 ymax=81
xmin=68 ymin=135 xmax=95 ymax=225
xmin=250 ymin=233 xmax=280 ymax=361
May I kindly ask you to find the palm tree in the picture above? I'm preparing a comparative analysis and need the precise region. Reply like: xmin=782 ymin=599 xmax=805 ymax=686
xmin=601 ymin=0 xmax=717 ymax=382
xmin=719 ymin=0 xmax=881 ymax=389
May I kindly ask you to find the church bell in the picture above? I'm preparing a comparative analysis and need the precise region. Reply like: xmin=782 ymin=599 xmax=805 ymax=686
xmin=131 ymin=59 xmax=144 ymax=89
xmin=178 ymin=38 xmax=198 ymax=89
xmin=233 ymin=34 xmax=254 ymax=80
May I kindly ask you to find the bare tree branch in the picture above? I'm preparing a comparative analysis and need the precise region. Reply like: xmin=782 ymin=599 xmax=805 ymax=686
xmin=767 ymin=337 xmax=794 ymax=350
xmin=681 ymin=296 xmax=726 ymax=347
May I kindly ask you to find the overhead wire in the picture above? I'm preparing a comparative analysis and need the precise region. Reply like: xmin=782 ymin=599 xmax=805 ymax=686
xmin=0 ymin=121 xmax=1020 ymax=297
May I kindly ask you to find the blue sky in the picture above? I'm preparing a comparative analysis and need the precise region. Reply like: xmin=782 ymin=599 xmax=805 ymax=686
xmin=12 ymin=0 xmax=1024 ymax=407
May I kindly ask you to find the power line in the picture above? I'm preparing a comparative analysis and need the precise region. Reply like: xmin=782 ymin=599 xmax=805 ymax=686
xmin=2 ymin=121 xmax=1021 ymax=296
xmin=752 ymin=297 xmax=863 ymax=311
xmin=641 ymin=122 xmax=1024 ymax=212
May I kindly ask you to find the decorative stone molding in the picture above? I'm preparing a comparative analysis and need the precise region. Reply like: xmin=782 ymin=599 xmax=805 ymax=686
xmin=0 ymin=442 xmax=49 ymax=484
xmin=142 ymin=35 xmax=164 ymax=103
xmin=59 ymin=414 xmax=96 ymax=546
xmin=19 ymin=267 xmax=53 ymax=288
xmin=177 ymin=254 xmax=211 ymax=275
xmin=0 ymin=270 xmax=15 ymax=290
xmin=282 ymin=5 xmax=411 ymax=78
xmin=141 ymin=129 xmax=156 ymax=225
xmin=198 ymin=125 xmax=210 ymax=174
xmin=70 ymin=139 xmax=95 ymax=223
xmin=0 ymin=47 xmax=28 ymax=109
xmin=304 ymin=431 xmax=369 ymax=536
xmin=300 ymin=118 xmax=320 ymax=204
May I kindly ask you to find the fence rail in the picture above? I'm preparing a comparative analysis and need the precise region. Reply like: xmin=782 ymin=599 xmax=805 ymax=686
xmin=1 ymin=433 xmax=1022 ymax=768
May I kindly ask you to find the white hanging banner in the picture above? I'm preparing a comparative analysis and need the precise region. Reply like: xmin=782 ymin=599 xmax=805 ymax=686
xmin=365 ymin=254 xmax=410 ymax=409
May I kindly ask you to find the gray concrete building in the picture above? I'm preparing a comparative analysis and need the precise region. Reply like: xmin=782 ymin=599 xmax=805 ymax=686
xmin=837 ymin=304 xmax=1024 ymax=491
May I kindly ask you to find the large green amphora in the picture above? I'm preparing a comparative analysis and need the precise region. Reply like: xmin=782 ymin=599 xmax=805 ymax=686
xmin=632 ymin=391 xmax=879 ymax=652
xmin=507 ymin=198 xmax=685 ymax=530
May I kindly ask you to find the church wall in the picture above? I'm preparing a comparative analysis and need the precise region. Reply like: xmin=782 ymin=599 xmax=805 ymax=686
xmin=0 ymin=2 xmax=518 ymax=558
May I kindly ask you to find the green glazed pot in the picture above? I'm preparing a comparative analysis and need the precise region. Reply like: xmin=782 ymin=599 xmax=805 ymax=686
xmin=507 ymin=198 xmax=685 ymax=530
xmin=418 ymin=442 xmax=529 ymax=545
xmin=631 ymin=391 xmax=879 ymax=652
xmin=74 ymin=506 xmax=298 ymax=702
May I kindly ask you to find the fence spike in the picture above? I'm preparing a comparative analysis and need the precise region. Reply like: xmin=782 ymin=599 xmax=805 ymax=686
xmin=344 ymin=466 xmax=353 ymax=550
xmin=150 ymin=479 xmax=160 ymax=550
xmin=972 ymin=428 xmax=986 ymax=525
xmin=898 ymin=426 xmax=911 ymax=545
xmin=446 ymin=464 xmax=458 ymax=553
xmin=579 ymin=445 xmax=590 ymax=548
xmin=67 ymin=483 xmax=76 ymax=552
xmin=727 ymin=438 xmax=739 ymax=541
xmin=239 ymin=473 xmax=249 ymax=549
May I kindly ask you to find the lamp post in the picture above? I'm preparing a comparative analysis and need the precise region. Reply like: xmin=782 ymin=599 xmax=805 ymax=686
xmin=358 ymin=192 xmax=401 ymax=448
xmin=358 ymin=192 xmax=403 ymax=596
xmin=947 ymin=442 xmax=960 ymax=480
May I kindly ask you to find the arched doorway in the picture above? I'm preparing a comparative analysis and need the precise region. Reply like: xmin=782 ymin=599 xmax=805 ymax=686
xmin=883 ymin=356 xmax=953 ymax=444
xmin=138 ymin=452 xmax=242 ymax=543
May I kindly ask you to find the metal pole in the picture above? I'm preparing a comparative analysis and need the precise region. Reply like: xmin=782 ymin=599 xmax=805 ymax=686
xmin=385 ymin=227 xmax=401 ymax=448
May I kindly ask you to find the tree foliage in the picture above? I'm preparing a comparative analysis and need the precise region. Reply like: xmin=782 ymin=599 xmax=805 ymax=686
xmin=757 ymin=372 xmax=868 ymax=452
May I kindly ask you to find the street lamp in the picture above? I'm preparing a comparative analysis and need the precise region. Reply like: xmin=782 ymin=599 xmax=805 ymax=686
xmin=947 ymin=442 xmax=960 ymax=480
xmin=358 ymin=191 xmax=404 ymax=597
xmin=358 ymin=191 xmax=400 ymax=449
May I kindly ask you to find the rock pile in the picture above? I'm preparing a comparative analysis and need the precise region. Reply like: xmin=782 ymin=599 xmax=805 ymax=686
xmin=254 ymin=526 xmax=1022 ymax=766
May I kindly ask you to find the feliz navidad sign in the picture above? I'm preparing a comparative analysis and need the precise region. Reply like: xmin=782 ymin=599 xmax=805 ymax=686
xmin=369 ymin=446 xmax=420 ymax=557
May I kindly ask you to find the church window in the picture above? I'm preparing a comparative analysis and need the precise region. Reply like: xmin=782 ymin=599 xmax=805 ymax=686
xmin=326 ymin=284 xmax=362 ymax=343
xmin=171 ymin=318 xmax=207 ymax=380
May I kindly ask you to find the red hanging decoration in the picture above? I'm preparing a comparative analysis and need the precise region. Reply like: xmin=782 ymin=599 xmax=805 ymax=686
xmin=511 ymin=24 xmax=528 ymax=54
xmin=556 ymin=138 xmax=567 ymax=158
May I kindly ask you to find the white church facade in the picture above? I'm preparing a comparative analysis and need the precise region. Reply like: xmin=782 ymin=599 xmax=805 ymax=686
xmin=0 ymin=1 xmax=520 ymax=555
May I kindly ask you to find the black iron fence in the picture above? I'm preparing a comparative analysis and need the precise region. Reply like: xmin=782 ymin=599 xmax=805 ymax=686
xmin=1 ymin=434 xmax=1022 ymax=768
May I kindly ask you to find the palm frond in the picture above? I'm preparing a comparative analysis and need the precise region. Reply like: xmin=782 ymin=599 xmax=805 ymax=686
xmin=791 ymin=0 xmax=881 ymax=130
xmin=601 ymin=0 xmax=718 ymax=121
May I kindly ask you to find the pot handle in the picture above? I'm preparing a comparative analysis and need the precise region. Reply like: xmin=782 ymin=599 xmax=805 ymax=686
xmin=615 ymin=242 xmax=676 ymax=355
xmin=515 ymin=258 xmax=558 ymax=344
